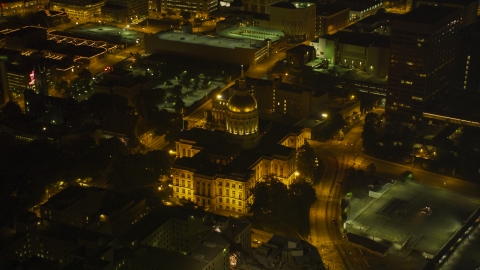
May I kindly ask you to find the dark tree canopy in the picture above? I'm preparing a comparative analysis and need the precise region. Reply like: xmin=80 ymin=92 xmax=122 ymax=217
xmin=296 ymin=142 xmax=317 ymax=182
xmin=1 ymin=101 xmax=23 ymax=123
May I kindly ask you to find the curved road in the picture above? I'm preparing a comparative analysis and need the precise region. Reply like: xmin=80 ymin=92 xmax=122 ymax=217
xmin=310 ymin=115 xmax=480 ymax=269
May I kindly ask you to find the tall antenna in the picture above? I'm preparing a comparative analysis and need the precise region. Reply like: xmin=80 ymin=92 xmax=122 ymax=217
xmin=241 ymin=65 xmax=244 ymax=78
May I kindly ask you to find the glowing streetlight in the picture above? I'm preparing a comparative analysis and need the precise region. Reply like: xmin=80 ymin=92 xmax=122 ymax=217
xmin=322 ymin=113 xmax=328 ymax=118
xmin=217 ymin=95 xmax=222 ymax=99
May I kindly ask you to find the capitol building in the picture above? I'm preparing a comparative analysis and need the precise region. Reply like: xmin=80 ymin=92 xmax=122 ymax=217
xmin=171 ymin=68 xmax=309 ymax=214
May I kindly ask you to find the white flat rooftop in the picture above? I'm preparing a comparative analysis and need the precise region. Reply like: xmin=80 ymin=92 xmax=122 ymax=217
xmin=218 ymin=26 xmax=284 ymax=42
xmin=155 ymin=31 xmax=263 ymax=50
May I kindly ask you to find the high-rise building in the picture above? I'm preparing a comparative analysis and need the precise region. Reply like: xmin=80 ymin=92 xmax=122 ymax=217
xmin=413 ymin=0 xmax=478 ymax=28
xmin=242 ymin=0 xmax=286 ymax=14
xmin=269 ymin=2 xmax=316 ymax=42
xmin=105 ymin=0 xmax=148 ymax=22
xmin=0 ymin=60 xmax=9 ymax=106
xmin=160 ymin=0 xmax=218 ymax=19
xmin=386 ymin=5 xmax=462 ymax=120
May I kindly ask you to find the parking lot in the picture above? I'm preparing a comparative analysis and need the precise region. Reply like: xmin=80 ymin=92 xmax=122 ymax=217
xmin=347 ymin=180 xmax=480 ymax=257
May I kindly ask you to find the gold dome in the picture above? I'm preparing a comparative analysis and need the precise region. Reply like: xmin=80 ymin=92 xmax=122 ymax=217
xmin=228 ymin=93 xmax=257 ymax=113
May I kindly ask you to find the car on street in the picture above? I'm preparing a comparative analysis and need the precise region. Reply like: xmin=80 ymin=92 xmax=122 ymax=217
xmin=421 ymin=206 xmax=432 ymax=215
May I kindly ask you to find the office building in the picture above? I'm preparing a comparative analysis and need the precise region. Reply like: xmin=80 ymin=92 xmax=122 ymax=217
xmin=386 ymin=5 xmax=461 ymax=120
xmin=5 ymin=63 xmax=52 ymax=97
xmin=341 ymin=1 xmax=383 ymax=22
xmin=50 ymin=0 xmax=106 ymax=21
xmin=242 ymin=0 xmax=286 ymax=14
xmin=0 ymin=60 xmax=10 ymax=105
xmin=286 ymin=44 xmax=316 ymax=71
xmin=452 ymin=21 xmax=480 ymax=92
xmin=311 ymin=31 xmax=391 ymax=77
xmin=316 ymin=4 xmax=350 ymax=37
xmin=40 ymin=186 xmax=147 ymax=236
xmin=414 ymin=0 xmax=478 ymax=28
xmin=114 ymin=206 xmax=252 ymax=269
xmin=269 ymin=2 xmax=316 ymax=42
xmin=160 ymin=0 xmax=218 ymax=19
xmin=214 ymin=76 xmax=328 ymax=124
xmin=103 ymin=0 xmax=148 ymax=23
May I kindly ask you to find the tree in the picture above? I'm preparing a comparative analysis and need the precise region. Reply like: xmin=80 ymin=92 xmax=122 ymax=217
xmin=166 ymin=9 xmax=176 ymax=18
xmin=364 ymin=112 xmax=378 ymax=124
xmin=296 ymin=142 xmax=317 ymax=182
xmin=173 ymin=97 xmax=185 ymax=113
xmin=1 ymin=101 xmax=23 ymax=123
xmin=55 ymin=80 xmax=68 ymax=96
xmin=171 ymin=85 xmax=183 ymax=97
xmin=367 ymin=163 xmax=376 ymax=176
xmin=143 ymin=88 xmax=166 ymax=107
xmin=180 ymin=11 xmax=192 ymax=21
xmin=78 ymin=68 xmax=93 ymax=84
xmin=108 ymin=150 xmax=171 ymax=192
xmin=80 ymin=93 xmax=130 ymax=120
xmin=362 ymin=121 xmax=377 ymax=150
xmin=289 ymin=181 xmax=317 ymax=209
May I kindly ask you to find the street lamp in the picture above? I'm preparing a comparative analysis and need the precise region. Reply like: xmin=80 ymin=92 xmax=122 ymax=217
xmin=322 ymin=113 xmax=328 ymax=118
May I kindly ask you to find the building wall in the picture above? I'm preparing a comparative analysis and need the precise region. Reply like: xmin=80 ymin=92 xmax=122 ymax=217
xmin=0 ymin=61 xmax=9 ymax=105
xmin=269 ymin=3 xmax=316 ymax=41
xmin=50 ymin=0 xmax=106 ymax=20
xmin=161 ymin=0 xmax=218 ymax=18
xmin=316 ymin=8 xmax=350 ymax=37
xmin=243 ymin=0 xmax=287 ymax=14
xmin=108 ymin=0 xmax=148 ymax=20
xmin=253 ymin=79 xmax=328 ymax=121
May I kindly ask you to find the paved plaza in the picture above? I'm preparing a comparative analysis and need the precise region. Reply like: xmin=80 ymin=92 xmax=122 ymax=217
xmin=347 ymin=180 xmax=480 ymax=256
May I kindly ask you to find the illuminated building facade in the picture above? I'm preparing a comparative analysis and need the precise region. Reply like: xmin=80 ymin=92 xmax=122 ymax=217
xmin=315 ymin=4 xmax=350 ymax=37
xmin=386 ymin=5 xmax=462 ymax=120
xmin=160 ymin=0 xmax=218 ymax=19
xmin=5 ymin=63 xmax=52 ymax=96
xmin=414 ymin=0 xmax=478 ymax=28
xmin=269 ymin=2 xmax=316 ymax=42
xmin=50 ymin=0 xmax=106 ymax=20
xmin=173 ymin=68 xmax=308 ymax=214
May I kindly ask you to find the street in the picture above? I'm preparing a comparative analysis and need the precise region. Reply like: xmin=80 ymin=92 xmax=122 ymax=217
xmin=309 ymin=112 xmax=480 ymax=269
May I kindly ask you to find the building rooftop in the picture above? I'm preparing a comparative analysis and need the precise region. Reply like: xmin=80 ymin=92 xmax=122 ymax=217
xmin=174 ymin=121 xmax=299 ymax=180
xmin=42 ymin=186 xmax=87 ymax=211
xmin=189 ymin=231 xmax=229 ymax=264
xmin=394 ymin=5 xmax=459 ymax=24
xmin=38 ymin=222 xmax=111 ymax=244
xmin=6 ymin=26 xmax=46 ymax=38
xmin=218 ymin=26 xmax=285 ymax=43
xmin=316 ymin=4 xmax=349 ymax=16
xmin=116 ymin=205 xmax=208 ymax=247
xmin=154 ymin=31 xmax=262 ymax=50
